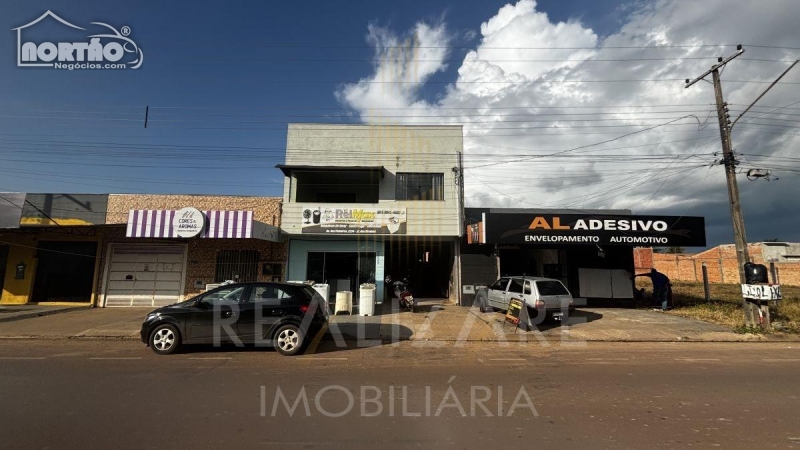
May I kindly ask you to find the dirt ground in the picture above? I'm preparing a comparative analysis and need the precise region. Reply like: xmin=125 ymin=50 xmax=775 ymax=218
xmin=635 ymin=279 xmax=800 ymax=334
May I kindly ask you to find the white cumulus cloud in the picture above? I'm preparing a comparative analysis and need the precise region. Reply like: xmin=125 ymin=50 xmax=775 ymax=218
xmin=336 ymin=0 xmax=800 ymax=245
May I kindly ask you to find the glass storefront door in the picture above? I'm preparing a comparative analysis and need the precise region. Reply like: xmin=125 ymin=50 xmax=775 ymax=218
xmin=306 ymin=251 xmax=376 ymax=296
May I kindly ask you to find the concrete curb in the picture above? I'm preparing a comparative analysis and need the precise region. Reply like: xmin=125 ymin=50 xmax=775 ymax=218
xmin=0 ymin=334 xmax=139 ymax=341
xmin=0 ymin=306 xmax=90 ymax=324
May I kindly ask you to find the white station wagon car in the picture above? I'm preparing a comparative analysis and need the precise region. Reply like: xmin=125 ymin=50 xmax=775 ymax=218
xmin=475 ymin=276 xmax=575 ymax=322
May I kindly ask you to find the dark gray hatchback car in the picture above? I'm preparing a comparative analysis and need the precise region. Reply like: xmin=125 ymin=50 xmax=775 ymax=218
xmin=140 ymin=282 xmax=328 ymax=356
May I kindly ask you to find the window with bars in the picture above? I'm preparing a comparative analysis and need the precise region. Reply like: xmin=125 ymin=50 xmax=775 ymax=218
xmin=395 ymin=173 xmax=444 ymax=201
xmin=215 ymin=250 xmax=260 ymax=283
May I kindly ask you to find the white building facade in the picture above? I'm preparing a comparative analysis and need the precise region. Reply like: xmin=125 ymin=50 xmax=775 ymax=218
xmin=280 ymin=124 xmax=463 ymax=304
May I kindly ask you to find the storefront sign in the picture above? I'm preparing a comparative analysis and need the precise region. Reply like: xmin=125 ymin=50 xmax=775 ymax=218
xmin=467 ymin=212 xmax=706 ymax=246
xmin=505 ymin=298 xmax=526 ymax=326
xmin=172 ymin=207 xmax=206 ymax=238
xmin=300 ymin=206 xmax=407 ymax=235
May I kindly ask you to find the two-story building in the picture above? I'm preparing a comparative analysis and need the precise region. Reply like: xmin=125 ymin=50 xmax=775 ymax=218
xmin=279 ymin=124 xmax=464 ymax=305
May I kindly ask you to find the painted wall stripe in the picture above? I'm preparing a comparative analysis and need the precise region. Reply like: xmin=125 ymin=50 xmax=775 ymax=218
xmin=126 ymin=210 xmax=135 ymax=237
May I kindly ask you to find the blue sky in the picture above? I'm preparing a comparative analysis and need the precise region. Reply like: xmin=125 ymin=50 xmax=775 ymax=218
xmin=0 ymin=0 xmax=623 ymax=196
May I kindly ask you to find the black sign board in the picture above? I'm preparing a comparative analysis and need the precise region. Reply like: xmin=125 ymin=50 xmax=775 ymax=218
xmin=470 ymin=212 xmax=705 ymax=247
xmin=505 ymin=298 xmax=524 ymax=325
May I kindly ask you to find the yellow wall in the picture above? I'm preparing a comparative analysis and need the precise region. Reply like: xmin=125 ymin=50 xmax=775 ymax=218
xmin=0 ymin=231 xmax=100 ymax=305
xmin=1 ymin=240 xmax=37 ymax=304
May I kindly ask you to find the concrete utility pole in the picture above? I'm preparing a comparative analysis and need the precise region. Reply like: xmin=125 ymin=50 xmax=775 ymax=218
xmin=685 ymin=46 xmax=750 ymax=283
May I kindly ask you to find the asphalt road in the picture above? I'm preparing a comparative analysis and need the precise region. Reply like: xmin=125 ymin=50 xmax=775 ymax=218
xmin=1 ymin=340 xmax=799 ymax=449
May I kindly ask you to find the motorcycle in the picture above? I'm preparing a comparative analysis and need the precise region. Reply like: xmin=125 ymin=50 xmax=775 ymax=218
xmin=387 ymin=276 xmax=416 ymax=312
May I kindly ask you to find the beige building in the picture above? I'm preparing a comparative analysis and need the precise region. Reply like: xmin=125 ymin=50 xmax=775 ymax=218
xmin=279 ymin=124 xmax=464 ymax=303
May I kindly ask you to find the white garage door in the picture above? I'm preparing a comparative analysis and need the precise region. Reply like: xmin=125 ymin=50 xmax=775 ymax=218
xmin=104 ymin=244 xmax=186 ymax=307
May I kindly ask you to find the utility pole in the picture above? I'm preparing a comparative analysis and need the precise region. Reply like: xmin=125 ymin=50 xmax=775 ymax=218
xmin=685 ymin=46 xmax=750 ymax=284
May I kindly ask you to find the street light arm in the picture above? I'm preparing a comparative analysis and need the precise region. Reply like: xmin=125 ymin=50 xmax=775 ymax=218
xmin=730 ymin=59 xmax=800 ymax=130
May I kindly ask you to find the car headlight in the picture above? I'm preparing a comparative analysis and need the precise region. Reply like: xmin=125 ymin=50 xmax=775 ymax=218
xmin=145 ymin=312 xmax=160 ymax=322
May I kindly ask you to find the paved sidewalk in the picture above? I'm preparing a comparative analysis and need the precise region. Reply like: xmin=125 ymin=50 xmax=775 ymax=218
xmin=0 ymin=300 xmax=793 ymax=343
xmin=0 ymin=304 xmax=90 ymax=324
xmin=327 ymin=299 xmax=777 ymax=343
xmin=0 ymin=307 xmax=147 ymax=339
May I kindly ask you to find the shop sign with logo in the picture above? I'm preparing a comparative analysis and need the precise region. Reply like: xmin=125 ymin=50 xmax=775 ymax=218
xmin=466 ymin=212 xmax=706 ymax=246
xmin=300 ymin=206 xmax=407 ymax=235
xmin=173 ymin=207 xmax=206 ymax=238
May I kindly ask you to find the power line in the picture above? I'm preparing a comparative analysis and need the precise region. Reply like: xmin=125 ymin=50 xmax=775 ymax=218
xmin=158 ymin=42 xmax=793 ymax=50
xmin=162 ymin=56 xmax=800 ymax=63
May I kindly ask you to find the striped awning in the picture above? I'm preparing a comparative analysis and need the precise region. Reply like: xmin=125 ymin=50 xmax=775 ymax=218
xmin=126 ymin=209 xmax=254 ymax=239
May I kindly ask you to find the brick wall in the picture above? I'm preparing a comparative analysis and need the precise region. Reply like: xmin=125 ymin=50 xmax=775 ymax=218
xmin=633 ymin=247 xmax=652 ymax=271
xmin=635 ymin=245 xmax=800 ymax=286
xmin=106 ymin=194 xmax=282 ymax=226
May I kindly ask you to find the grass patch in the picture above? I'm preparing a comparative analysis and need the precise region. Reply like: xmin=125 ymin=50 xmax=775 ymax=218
xmin=635 ymin=279 xmax=800 ymax=333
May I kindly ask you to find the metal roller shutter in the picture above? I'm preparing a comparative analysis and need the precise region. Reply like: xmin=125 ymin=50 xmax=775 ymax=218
xmin=104 ymin=244 xmax=186 ymax=307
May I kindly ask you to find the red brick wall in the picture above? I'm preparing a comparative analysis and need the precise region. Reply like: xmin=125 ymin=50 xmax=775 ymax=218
xmin=633 ymin=245 xmax=800 ymax=286
xmin=633 ymin=247 xmax=653 ymax=271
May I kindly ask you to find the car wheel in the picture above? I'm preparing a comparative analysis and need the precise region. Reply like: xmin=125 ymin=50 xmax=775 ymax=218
xmin=274 ymin=324 xmax=305 ymax=356
xmin=149 ymin=323 xmax=181 ymax=355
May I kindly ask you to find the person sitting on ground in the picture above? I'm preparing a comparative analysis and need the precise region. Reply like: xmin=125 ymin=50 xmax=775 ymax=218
xmin=634 ymin=268 xmax=671 ymax=311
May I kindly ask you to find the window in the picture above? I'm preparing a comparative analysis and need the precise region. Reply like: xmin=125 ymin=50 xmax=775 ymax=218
xmin=395 ymin=173 xmax=444 ymax=201
xmin=316 ymin=192 xmax=356 ymax=203
xmin=508 ymin=279 xmax=524 ymax=294
xmin=246 ymin=284 xmax=293 ymax=304
xmin=536 ymin=281 xmax=569 ymax=296
xmin=491 ymin=278 xmax=510 ymax=291
xmin=200 ymin=286 xmax=246 ymax=306
xmin=215 ymin=250 xmax=260 ymax=283
xmin=294 ymin=170 xmax=379 ymax=203
xmin=306 ymin=252 xmax=375 ymax=288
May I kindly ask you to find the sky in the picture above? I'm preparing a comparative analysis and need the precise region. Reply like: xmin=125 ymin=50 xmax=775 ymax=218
xmin=1 ymin=0 xmax=799 ymax=248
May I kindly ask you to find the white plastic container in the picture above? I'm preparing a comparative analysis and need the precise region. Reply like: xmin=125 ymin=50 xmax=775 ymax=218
xmin=334 ymin=291 xmax=353 ymax=315
xmin=311 ymin=283 xmax=330 ymax=315
xmin=359 ymin=284 xmax=376 ymax=316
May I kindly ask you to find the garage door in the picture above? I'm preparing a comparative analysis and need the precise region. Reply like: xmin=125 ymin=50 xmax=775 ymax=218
xmin=104 ymin=244 xmax=186 ymax=307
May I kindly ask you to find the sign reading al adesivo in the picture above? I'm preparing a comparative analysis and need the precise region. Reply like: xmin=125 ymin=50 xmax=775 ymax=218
xmin=13 ymin=11 xmax=143 ymax=70
xmin=173 ymin=207 xmax=206 ymax=238
xmin=472 ymin=213 xmax=706 ymax=246
xmin=300 ymin=206 xmax=407 ymax=235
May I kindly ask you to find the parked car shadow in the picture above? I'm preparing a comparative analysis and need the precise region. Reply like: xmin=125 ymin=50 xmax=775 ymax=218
xmin=307 ymin=320 xmax=415 ymax=354
xmin=162 ymin=321 xmax=413 ymax=356
xmin=563 ymin=309 xmax=603 ymax=327
xmin=512 ymin=308 xmax=604 ymax=333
